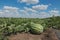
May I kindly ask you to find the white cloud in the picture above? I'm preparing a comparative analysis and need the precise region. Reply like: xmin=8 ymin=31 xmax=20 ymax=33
xmin=19 ymin=7 xmax=51 ymax=18
xmin=20 ymin=10 xmax=27 ymax=14
xmin=0 ymin=6 xmax=38 ymax=18
xmin=32 ymin=4 xmax=49 ymax=10
xmin=0 ymin=6 xmax=60 ymax=18
xmin=18 ymin=0 xmax=39 ymax=4
xmin=0 ymin=6 xmax=20 ymax=17
xmin=0 ymin=11 xmax=3 ymax=14
xmin=3 ymin=6 xmax=19 ymax=12
xmin=19 ymin=7 xmax=38 ymax=18
xmin=39 ymin=12 xmax=50 ymax=18
xmin=4 ymin=6 xmax=19 ymax=10
xmin=49 ymin=10 xmax=60 ymax=16
xmin=24 ymin=7 xmax=37 ymax=13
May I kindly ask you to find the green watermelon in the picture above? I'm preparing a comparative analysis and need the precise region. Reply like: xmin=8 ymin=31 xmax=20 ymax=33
xmin=30 ymin=22 xmax=44 ymax=34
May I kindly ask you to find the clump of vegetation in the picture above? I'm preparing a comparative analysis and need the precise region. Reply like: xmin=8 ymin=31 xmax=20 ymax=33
xmin=0 ymin=16 xmax=60 ymax=40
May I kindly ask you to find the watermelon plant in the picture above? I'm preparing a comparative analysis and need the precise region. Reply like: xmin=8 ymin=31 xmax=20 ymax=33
xmin=15 ymin=25 xmax=25 ymax=32
xmin=0 ymin=17 xmax=60 ymax=40
xmin=26 ymin=22 xmax=44 ymax=34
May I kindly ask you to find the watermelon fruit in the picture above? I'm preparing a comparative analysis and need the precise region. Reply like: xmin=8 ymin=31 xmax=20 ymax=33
xmin=30 ymin=22 xmax=44 ymax=34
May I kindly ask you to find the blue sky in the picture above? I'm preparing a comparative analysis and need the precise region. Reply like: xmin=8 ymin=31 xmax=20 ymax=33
xmin=0 ymin=0 xmax=60 ymax=18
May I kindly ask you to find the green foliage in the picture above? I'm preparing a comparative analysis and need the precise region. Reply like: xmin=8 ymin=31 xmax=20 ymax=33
xmin=0 ymin=16 xmax=60 ymax=40
xmin=15 ymin=25 xmax=25 ymax=32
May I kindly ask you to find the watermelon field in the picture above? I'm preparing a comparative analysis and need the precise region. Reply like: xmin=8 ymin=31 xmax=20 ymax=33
xmin=0 ymin=16 xmax=60 ymax=40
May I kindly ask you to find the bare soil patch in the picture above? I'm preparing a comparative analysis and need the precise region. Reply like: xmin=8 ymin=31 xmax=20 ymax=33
xmin=8 ymin=28 xmax=59 ymax=40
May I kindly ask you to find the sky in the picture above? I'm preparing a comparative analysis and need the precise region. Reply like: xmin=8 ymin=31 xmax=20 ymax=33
xmin=0 ymin=0 xmax=60 ymax=18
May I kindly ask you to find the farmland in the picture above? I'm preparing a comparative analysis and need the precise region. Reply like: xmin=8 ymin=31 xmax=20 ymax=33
xmin=0 ymin=16 xmax=60 ymax=40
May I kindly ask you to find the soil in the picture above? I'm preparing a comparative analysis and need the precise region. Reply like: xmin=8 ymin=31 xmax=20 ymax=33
xmin=8 ymin=28 xmax=59 ymax=40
